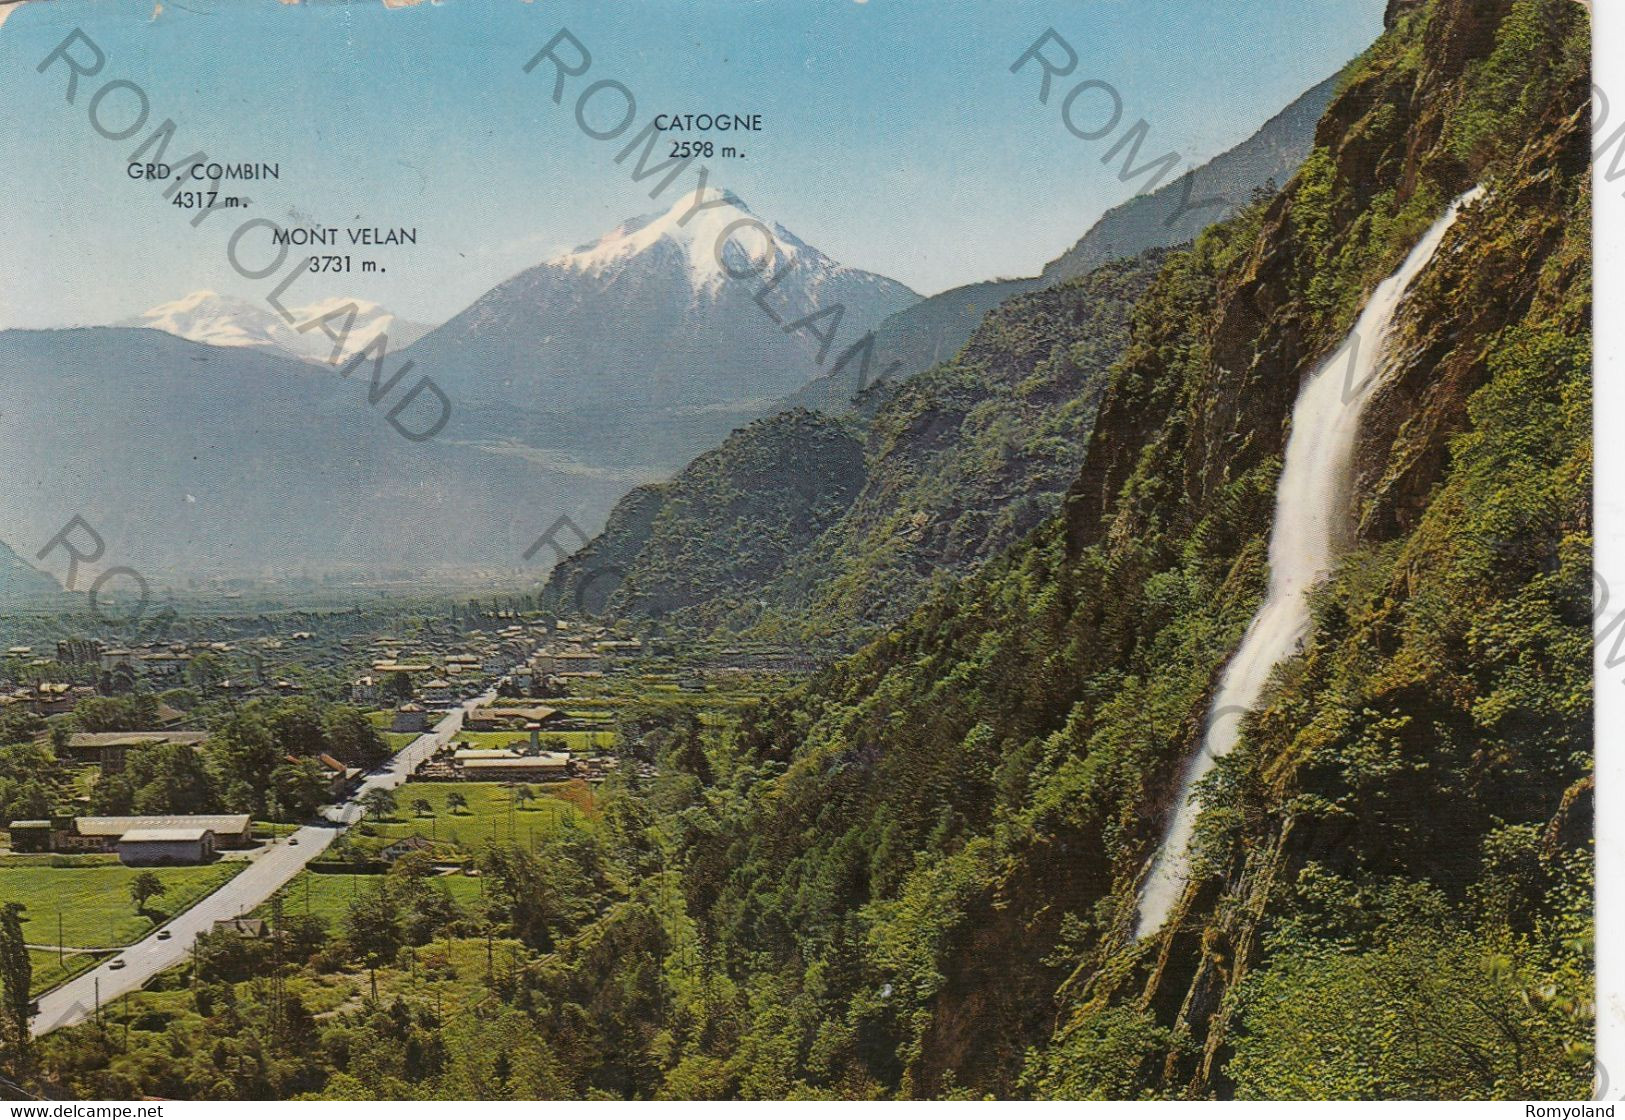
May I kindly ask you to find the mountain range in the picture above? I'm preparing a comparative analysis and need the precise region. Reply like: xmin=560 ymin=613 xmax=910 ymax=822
xmin=119 ymin=291 xmax=430 ymax=365
xmin=0 ymin=73 xmax=1332 ymax=588
xmin=400 ymin=188 xmax=918 ymax=413
xmin=0 ymin=191 xmax=914 ymax=582
xmin=543 ymin=248 xmax=1168 ymax=642
xmin=0 ymin=539 xmax=59 ymax=600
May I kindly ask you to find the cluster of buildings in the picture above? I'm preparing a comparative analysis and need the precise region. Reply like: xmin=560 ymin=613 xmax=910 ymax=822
xmin=503 ymin=630 xmax=649 ymax=695
xmin=1 ymin=680 xmax=96 ymax=716
xmin=1 ymin=638 xmax=250 ymax=705
xmin=354 ymin=627 xmax=536 ymax=710
xmin=408 ymin=700 xmax=632 ymax=784
xmin=414 ymin=707 xmax=574 ymax=783
xmin=8 ymin=813 xmax=254 ymax=865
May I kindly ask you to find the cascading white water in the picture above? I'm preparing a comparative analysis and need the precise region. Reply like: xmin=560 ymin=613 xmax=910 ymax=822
xmin=1133 ymin=186 xmax=1485 ymax=939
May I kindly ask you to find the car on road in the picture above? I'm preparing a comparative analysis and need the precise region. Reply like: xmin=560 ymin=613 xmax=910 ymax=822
xmin=109 ymin=958 xmax=127 ymax=970
xmin=288 ymin=837 xmax=299 ymax=845
xmin=156 ymin=929 xmax=171 ymax=940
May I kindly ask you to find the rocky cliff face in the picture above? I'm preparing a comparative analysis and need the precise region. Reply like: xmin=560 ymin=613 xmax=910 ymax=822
xmin=1045 ymin=0 xmax=1591 ymax=1097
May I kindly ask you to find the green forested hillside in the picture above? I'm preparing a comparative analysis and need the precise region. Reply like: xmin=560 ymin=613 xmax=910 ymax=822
xmin=545 ymin=251 xmax=1166 ymax=646
xmin=541 ymin=410 xmax=866 ymax=627
xmin=740 ymin=252 xmax=1168 ymax=645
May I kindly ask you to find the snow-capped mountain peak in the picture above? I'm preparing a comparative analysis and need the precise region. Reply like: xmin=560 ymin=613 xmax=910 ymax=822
xmin=551 ymin=187 xmax=821 ymax=290
xmin=400 ymin=188 xmax=920 ymax=412
xmin=121 ymin=291 xmax=429 ymax=364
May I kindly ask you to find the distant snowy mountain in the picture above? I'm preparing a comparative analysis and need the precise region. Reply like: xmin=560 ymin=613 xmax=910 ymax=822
xmin=555 ymin=188 xmax=843 ymax=293
xmin=121 ymin=291 xmax=429 ymax=365
xmin=0 ymin=190 xmax=917 ymax=577
xmin=403 ymin=187 xmax=919 ymax=411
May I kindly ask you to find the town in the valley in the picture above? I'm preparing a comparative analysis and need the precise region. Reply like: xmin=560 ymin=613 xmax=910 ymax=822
xmin=0 ymin=599 xmax=803 ymax=1033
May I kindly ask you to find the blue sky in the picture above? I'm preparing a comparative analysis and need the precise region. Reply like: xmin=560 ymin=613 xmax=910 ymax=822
xmin=0 ymin=0 xmax=1384 ymax=329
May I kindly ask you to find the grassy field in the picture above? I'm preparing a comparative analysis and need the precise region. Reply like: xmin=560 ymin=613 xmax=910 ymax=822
xmin=259 ymin=869 xmax=487 ymax=925
xmin=354 ymin=780 xmax=593 ymax=853
xmin=382 ymin=731 xmax=420 ymax=752
xmin=450 ymin=729 xmax=608 ymax=752
xmin=28 ymin=947 xmax=107 ymax=997
xmin=0 ymin=860 xmax=245 ymax=948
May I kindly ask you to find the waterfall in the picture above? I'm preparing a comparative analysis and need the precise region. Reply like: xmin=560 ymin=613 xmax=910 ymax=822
xmin=1133 ymin=186 xmax=1485 ymax=939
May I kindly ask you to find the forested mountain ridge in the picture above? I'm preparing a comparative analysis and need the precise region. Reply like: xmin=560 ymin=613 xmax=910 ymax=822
xmin=541 ymin=410 xmax=867 ymax=626
xmin=542 ymin=251 xmax=1167 ymax=644
xmin=744 ymin=251 xmax=1169 ymax=644
xmin=599 ymin=0 xmax=1586 ymax=1099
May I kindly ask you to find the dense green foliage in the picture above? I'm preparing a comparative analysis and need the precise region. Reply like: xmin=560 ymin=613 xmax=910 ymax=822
xmin=544 ymin=410 xmax=867 ymax=627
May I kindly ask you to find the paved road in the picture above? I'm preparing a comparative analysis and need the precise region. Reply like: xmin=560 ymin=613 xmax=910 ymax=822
xmin=31 ymin=692 xmax=491 ymax=1036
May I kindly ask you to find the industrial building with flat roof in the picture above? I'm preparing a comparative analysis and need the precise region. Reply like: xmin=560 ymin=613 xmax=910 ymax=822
xmin=11 ymin=814 xmax=256 ymax=862
xmin=455 ymin=752 xmax=572 ymax=781
xmin=74 ymin=814 xmax=253 ymax=846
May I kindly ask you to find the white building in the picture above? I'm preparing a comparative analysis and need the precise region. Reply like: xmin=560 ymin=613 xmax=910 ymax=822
xmin=117 ymin=826 xmax=216 ymax=866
